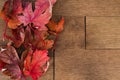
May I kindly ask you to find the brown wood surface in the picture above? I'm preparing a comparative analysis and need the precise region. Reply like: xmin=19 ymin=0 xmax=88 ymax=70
xmin=1 ymin=0 xmax=120 ymax=80
xmin=54 ymin=0 xmax=120 ymax=80
xmin=86 ymin=17 xmax=120 ymax=49
xmin=53 ymin=0 xmax=120 ymax=16
xmin=55 ymin=16 xmax=120 ymax=80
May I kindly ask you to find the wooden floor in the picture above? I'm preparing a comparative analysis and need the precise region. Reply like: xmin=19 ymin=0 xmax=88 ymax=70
xmin=1 ymin=0 xmax=120 ymax=80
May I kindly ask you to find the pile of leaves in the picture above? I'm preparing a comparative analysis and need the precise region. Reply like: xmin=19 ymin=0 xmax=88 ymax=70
xmin=0 ymin=0 xmax=64 ymax=80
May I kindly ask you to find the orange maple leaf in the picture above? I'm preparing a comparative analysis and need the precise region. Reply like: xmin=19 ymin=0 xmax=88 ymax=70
xmin=47 ymin=17 xmax=65 ymax=35
xmin=0 ymin=0 xmax=22 ymax=29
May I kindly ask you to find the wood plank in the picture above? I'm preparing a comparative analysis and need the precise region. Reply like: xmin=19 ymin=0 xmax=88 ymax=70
xmin=55 ymin=16 xmax=85 ymax=80
xmin=53 ymin=0 xmax=120 ymax=16
xmin=55 ymin=16 xmax=120 ymax=80
xmin=56 ymin=49 xmax=120 ymax=80
xmin=86 ymin=17 xmax=120 ymax=49
xmin=55 ymin=16 xmax=85 ymax=50
xmin=55 ymin=15 xmax=120 ymax=79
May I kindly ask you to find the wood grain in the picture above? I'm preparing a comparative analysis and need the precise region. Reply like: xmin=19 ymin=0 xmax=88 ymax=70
xmin=55 ymin=16 xmax=85 ymax=50
xmin=53 ymin=0 xmax=120 ymax=16
xmin=55 ymin=16 xmax=85 ymax=80
xmin=55 ymin=16 xmax=120 ymax=80
xmin=86 ymin=17 xmax=120 ymax=49
xmin=56 ymin=49 xmax=120 ymax=80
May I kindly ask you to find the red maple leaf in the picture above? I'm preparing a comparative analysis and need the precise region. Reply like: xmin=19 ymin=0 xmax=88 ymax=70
xmin=23 ymin=49 xmax=49 ymax=80
xmin=18 ymin=0 xmax=53 ymax=31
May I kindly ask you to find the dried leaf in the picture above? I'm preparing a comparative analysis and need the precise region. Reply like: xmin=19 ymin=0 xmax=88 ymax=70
xmin=21 ymin=48 xmax=31 ymax=62
xmin=5 ymin=28 xmax=25 ymax=48
xmin=33 ymin=39 xmax=54 ymax=50
xmin=12 ymin=0 xmax=23 ymax=14
xmin=24 ymin=27 xmax=53 ymax=50
xmin=0 ymin=46 xmax=19 ymax=64
xmin=7 ymin=17 xmax=21 ymax=29
xmin=3 ymin=64 xmax=24 ymax=80
xmin=0 ymin=60 xmax=5 ymax=70
xmin=12 ymin=28 xmax=25 ymax=48
xmin=0 ymin=0 xmax=63 ymax=79
xmin=0 ymin=0 xmax=10 ymax=20
xmin=23 ymin=50 xmax=49 ymax=80
xmin=47 ymin=17 xmax=64 ymax=34
xmin=18 ymin=0 xmax=53 ymax=30
xmin=0 ymin=46 xmax=25 ymax=80
xmin=24 ymin=26 xmax=34 ymax=48
xmin=0 ymin=0 xmax=22 ymax=29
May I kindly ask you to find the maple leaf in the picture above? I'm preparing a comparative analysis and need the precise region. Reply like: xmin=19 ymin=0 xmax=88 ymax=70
xmin=47 ymin=17 xmax=65 ymax=35
xmin=0 ymin=0 xmax=22 ymax=29
xmin=12 ymin=0 xmax=23 ymax=14
xmin=4 ymin=27 xmax=25 ymax=48
xmin=30 ymin=28 xmax=54 ymax=50
xmin=0 ymin=46 xmax=25 ymax=80
xmin=21 ymin=49 xmax=30 ymax=62
xmin=11 ymin=28 xmax=25 ymax=48
xmin=23 ymin=26 xmax=34 ymax=48
xmin=0 ymin=0 xmax=10 ymax=21
xmin=32 ymin=39 xmax=54 ymax=50
xmin=23 ymin=26 xmax=54 ymax=50
xmin=23 ymin=50 xmax=49 ymax=80
xmin=3 ymin=64 xmax=24 ymax=80
xmin=0 ymin=60 xmax=5 ymax=70
xmin=7 ymin=17 xmax=21 ymax=29
xmin=18 ymin=0 xmax=53 ymax=31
